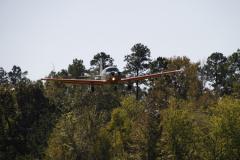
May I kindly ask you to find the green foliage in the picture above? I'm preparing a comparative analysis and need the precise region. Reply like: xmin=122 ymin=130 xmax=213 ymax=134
xmin=124 ymin=43 xmax=151 ymax=99
xmin=202 ymin=52 xmax=228 ymax=95
xmin=97 ymin=96 xmax=147 ymax=160
xmin=197 ymin=89 xmax=218 ymax=109
xmin=203 ymin=97 xmax=240 ymax=160
xmin=124 ymin=43 xmax=151 ymax=74
xmin=0 ymin=67 xmax=8 ymax=84
xmin=90 ymin=52 xmax=114 ymax=74
xmin=46 ymin=107 xmax=105 ymax=160
xmin=68 ymin=59 xmax=86 ymax=78
xmin=8 ymin=65 xmax=28 ymax=85
xmin=3 ymin=48 xmax=240 ymax=159
xmin=0 ymin=85 xmax=17 ymax=159
xmin=227 ymin=49 xmax=240 ymax=79
xmin=145 ymin=101 xmax=162 ymax=160
xmin=161 ymin=97 xmax=240 ymax=160
xmin=163 ymin=106 xmax=200 ymax=160
xmin=227 ymin=49 xmax=240 ymax=98
xmin=14 ymin=82 xmax=56 ymax=158
xmin=149 ymin=56 xmax=202 ymax=108
xmin=149 ymin=57 xmax=168 ymax=73
xmin=0 ymin=81 xmax=57 ymax=159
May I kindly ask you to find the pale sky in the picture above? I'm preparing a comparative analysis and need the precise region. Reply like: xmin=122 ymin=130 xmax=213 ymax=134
xmin=0 ymin=0 xmax=240 ymax=80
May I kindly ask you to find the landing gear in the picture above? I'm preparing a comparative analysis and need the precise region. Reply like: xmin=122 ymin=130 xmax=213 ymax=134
xmin=127 ymin=83 xmax=132 ymax=90
xmin=114 ymin=85 xmax=117 ymax=91
xmin=90 ymin=85 xmax=95 ymax=92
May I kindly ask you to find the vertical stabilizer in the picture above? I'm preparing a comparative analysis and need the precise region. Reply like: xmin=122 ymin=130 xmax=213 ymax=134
xmin=99 ymin=58 xmax=103 ymax=74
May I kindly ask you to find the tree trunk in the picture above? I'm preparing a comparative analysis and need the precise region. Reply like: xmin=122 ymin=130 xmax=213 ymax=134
xmin=136 ymin=69 xmax=139 ymax=100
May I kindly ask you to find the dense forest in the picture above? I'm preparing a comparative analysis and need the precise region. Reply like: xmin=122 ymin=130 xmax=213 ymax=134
xmin=1 ymin=43 xmax=240 ymax=160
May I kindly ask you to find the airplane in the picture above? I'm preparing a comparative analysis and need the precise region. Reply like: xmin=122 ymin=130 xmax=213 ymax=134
xmin=41 ymin=66 xmax=184 ymax=92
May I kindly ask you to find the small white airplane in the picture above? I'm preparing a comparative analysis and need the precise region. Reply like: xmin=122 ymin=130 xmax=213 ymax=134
xmin=42 ymin=66 xmax=184 ymax=86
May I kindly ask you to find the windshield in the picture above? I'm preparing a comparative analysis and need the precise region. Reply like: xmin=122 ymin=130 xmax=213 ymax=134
xmin=106 ymin=67 xmax=119 ymax=72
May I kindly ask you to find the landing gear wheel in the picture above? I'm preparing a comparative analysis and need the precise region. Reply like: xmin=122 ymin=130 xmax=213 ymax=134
xmin=91 ymin=85 xmax=95 ymax=92
xmin=127 ymin=84 xmax=132 ymax=90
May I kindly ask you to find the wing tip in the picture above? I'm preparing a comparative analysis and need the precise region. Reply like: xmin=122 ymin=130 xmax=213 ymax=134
xmin=179 ymin=67 xmax=185 ymax=72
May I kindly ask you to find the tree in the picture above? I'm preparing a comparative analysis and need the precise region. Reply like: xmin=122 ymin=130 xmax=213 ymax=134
xmin=46 ymin=106 xmax=105 ymax=160
xmin=202 ymin=53 xmax=228 ymax=96
xmin=168 ymin=57 xmax=202 ymax=100
xmin=124 ymin=43 xmax=151 ymax=100
xmin=0 ymin=80 xmax=57 ymax=159
xmin=0 ymin=67 xmax=8 ymax=84
xmin=145 ymin=98 xmax=162 ymax=160
xmin=57 ymin=69 xmax=69 ymax=78
xmin=98 ymin=96 xmax=147 ymax=159
xmin=68 ymin=59 xmax=86 ymax=78
xmin=8 ymin=65 xmax=28 ymax=85
xmin=228 ymin=49 xmax=240 ymax=76
xmin=90 ymin=52 xmax=114 ymax=74
xmin=148 ymin=56 xmax=202 ymax=108
xmin=149 ymin=57 xmax=168 ymax=73
xmin=163 ymin=106 xmax=200 ymax=160
xmin=13 ymin=82 xmax=56 ymax=158
xmin=227 ymin=49 xmax=240 ymax=97
xmin=0 ymin=85 xmax=17 ymax=159
xmin=204 ymin=97 xmax=240 ymax=159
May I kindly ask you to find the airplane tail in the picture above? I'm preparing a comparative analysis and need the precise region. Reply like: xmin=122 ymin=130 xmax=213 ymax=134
xmin=99 ymin=58 xmax=103 ymax=74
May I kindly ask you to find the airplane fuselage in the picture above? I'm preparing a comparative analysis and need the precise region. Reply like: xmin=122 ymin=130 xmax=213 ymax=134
xmin=100 ymin=66 xmax=122 ymax=83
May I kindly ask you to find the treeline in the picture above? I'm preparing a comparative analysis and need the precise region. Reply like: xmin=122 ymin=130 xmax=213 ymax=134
xmin=0 ymin=44 xmax=240 ymax=160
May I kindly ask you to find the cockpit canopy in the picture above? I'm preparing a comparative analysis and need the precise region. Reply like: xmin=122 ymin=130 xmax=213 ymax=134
xmin=101 ymin=66 xmax=119 ymax=75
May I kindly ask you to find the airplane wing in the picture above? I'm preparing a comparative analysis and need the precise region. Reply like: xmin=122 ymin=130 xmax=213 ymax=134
xmin=41 ymin=78 xmax=107 ymax=85
xmin=120 ymin=69 xmax=183 ymax=83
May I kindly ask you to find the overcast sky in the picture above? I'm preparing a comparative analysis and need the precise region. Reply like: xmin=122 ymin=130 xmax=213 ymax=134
xmin=0 ymin=0 xmax=240 ymax=80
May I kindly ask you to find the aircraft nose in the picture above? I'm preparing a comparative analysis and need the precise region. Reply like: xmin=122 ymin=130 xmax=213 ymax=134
xmin=111 ymin=72 xmax=115 ymax=76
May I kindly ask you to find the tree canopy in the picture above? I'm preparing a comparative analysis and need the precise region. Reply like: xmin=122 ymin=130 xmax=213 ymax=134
xmin=68 ymin=59 xmax=86 ymax=78
xmin=90 ymin=52 xmax=114 ymax=74
xmin=1 ymin=46 xmax=240 ymax=160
